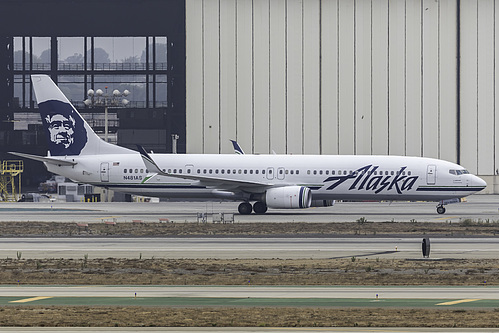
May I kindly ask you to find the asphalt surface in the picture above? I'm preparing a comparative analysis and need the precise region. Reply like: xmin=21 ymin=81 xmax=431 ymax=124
xmin=1 ymin=285 xmax=498 ymax=300
xmin=2 ymin=237 xmax=499 ymax=259
xmin=2 ymin=194 xmax=498 ymax=223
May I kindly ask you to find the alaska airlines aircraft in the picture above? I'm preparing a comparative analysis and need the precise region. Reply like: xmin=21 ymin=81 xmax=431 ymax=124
xmin=11 ymin=75 xmax=487 ymax=215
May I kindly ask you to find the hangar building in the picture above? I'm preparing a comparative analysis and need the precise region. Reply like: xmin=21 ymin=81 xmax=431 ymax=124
xmin=0 ymin=0 xmax=498 ymax=194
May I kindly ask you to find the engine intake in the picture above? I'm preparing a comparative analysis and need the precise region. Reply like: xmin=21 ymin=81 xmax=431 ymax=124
xmin=265 ymin=186 xmax=312 ymax=209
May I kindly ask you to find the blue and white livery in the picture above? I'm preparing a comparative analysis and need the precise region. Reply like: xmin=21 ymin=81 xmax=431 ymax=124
xmin=10 ymin=75 xmax=487 ymax=215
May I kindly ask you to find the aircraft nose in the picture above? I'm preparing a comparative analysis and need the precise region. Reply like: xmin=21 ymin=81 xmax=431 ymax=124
xmin=473 ymin=175 xmax=487 ymax=189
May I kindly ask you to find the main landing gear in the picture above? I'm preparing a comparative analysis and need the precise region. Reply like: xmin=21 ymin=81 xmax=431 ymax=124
xmin=238 ymin=201 xmax=268 ymax=215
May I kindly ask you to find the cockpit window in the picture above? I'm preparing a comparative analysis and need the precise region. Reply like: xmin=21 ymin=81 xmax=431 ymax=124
xmin=449 ymin=169 xmax=470 ymax=175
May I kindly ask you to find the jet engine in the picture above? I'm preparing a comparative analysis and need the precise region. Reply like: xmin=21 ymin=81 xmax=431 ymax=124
xmin=265 ymin=186 xmax=312 ymax=209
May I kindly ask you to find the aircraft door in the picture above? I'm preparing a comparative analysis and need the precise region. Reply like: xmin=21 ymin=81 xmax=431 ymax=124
xmin=266 ymin=167 xmax=274 ymax=180
xmin=426 ymin=165 xmax=436 ymax=185
xmin=277 ymin=167 xmax=285 ymax=180
xmin=100 ymin=162 xmax=109 ymax=182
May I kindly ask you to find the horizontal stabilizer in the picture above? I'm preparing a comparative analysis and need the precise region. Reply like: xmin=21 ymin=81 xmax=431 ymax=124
xmin=9 ymin=152 xmax=77 ymax=166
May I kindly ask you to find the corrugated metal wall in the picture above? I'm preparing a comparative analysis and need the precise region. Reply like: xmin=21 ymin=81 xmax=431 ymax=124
xmin=186 ymin=0 xmax=499 ymax=178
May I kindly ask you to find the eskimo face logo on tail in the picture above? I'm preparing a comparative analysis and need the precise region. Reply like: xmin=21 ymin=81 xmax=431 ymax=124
xmin=39 ymin=100 xmax=87 ymax=156
xmin=324 ymin=164 xmax=419 ymax=194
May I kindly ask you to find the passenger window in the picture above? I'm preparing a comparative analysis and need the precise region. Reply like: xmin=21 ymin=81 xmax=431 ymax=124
xmin=124 ymin=169 xmax=127 ymax=173
xmin=262 ymin=170 xmax=265 ymax=174
xmin=255 ymin=170 xmax=259 ymax=174
xmin=391 ymin=171 xmax=394 ymax=175
xmin=408 ymin=171 xmax=411 ymax=176
xmin=290 ymin=170 xmax=294 ymax=175
xmin=296 ymin=170 xmax=299 ymax=175
xmin=203 ymin=169 xmax=207 ymax=174
xmin=197 ymin=169 xmax=200 ymax=174
xmin=307 ymin=170 xmax=311 ymax=175
xmin=313 ymin=170 xmax=317 ymax=175
xmin=129 ymin=169 xmax=133 ymax=173
xmin=319 ymin=170 xmax=323 ymax=175
xmin=279 ymin=169 xmax=283 ymax=174
xmin=187 ymin=169 xmax=191 ymax=174
xmin=238 ymin=169 xmax=242 ymax=174
xmin=331 ymin=170 xmax=335 ymax=175
xmin=250 ymin=170 xmax=253 ymax=174
xmin=135 ymin=169 xmax=138 ymax=173
xmin=140 ymin=169 xmax=144 ymax=173
xmin=173 ymin=169 xmax=177 ymax=173
xmin=179 ymin=169 xmax=182 ymax=174
xmin=244 ymin=170 xmax=247 ymax=174
xmin=209 ymin=169 xmax=213 ymax=174
xmin=221 ymin=169 xmax=225 ymax=174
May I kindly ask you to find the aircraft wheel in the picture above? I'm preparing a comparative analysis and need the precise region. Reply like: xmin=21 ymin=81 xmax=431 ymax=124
xmin=238 ymin=202 xmax=253 ymax=215
xmin=253 ymin=201 xmax=268 ymax=214
xmin=436 ymin=205 xmax=446 ymax=215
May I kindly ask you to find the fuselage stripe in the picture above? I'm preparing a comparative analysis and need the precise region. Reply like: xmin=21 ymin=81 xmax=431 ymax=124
xmin=416 ymin=187 xmax=485 ymax=192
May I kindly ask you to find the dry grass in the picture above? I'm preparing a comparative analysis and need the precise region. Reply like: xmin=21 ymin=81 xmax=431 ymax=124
xmin=1 ymin=307 xmax=499 ymax=328
xmin=0 ymin=221 xmax=498 ymax=237
xmin=1 ymin=258 xmax=498 ymax=286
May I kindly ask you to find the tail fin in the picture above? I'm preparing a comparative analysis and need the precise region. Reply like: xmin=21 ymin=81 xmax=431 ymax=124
xmin=31 ymin=74 xmax=132 ymax=156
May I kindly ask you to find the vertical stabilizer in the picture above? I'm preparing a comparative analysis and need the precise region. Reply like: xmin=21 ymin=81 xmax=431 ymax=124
xmin=31 ymin=75 xmax=133 ymax=156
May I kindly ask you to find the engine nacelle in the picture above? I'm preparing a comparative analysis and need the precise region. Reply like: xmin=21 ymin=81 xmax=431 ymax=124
xmin=310 ymin=199 xmax=334 ymax=207
xmin=265 ymin=186 xmax=312 ymax=209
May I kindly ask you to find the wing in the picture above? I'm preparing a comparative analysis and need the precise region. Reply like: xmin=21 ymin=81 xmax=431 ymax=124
xmin=136 ymin=145 xmax=271 ymax=191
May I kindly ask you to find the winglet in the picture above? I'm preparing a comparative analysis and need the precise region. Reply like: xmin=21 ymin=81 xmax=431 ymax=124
xmin=136 ymin=145 xmax=168 ymax=176
xmin=230 ymin=140 xmax=245 ymax=155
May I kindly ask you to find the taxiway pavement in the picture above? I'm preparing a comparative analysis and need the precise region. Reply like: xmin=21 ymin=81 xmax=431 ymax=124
xmin=1 ymin=194 xmax=498 ymax=223
xmin=1 ymin=237 xmax=499 ymax=259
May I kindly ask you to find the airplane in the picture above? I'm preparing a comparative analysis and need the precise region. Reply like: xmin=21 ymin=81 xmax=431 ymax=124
xmin=10 ymin=75 xmax=487 ymax=215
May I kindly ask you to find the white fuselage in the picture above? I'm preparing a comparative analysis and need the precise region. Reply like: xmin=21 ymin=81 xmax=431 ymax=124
xmin=45 ymin=153 xmax=486 ymax=202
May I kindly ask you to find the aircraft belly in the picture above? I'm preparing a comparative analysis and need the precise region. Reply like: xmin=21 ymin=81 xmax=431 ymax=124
xmin=311 ymin=190 xmax=466 ymax=202
xmin=107 ymin=186 xmax=219 ymax=199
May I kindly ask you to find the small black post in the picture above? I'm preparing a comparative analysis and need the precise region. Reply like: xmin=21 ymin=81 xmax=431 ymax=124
xmin=422 ymin=237 xmax=430 ymax=258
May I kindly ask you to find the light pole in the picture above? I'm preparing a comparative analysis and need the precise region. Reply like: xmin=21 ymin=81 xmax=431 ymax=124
xmin=84 ymin=87 xmax=130 ymax=142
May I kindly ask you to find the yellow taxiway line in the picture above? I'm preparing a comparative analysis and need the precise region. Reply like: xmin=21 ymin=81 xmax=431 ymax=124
xmin=436 ymin=299 xmax=480 ymax=306
xmin=9 ymin=296 xmax=53 ymax=303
